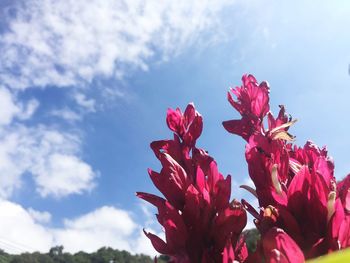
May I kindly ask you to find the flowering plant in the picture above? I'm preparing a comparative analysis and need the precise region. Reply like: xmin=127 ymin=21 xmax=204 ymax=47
xmin=138 ymin=74 xmax=350 ymax=262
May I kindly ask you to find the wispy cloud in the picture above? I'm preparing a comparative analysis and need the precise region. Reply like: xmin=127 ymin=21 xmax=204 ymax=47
xmin=0 ymin=87 xmax=38 ymax=125
xmin=73 ymin=93 xmax=96 ymax=112
xmin=0 ymin=0 xmax=234 ymax=201
xmin=0 ymin=0 xmax=232 ymax=90
xmin=50 ymin=108 xmax=82 ymax=122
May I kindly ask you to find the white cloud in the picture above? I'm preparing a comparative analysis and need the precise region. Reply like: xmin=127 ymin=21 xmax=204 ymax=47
xmin=74 ymin=93 xmax=96 ymax=112
xmin=0 ymin=0 xmax=237 ymax=255
xmin=54 ymin=205 xmax=159 ymax=255
xmin=0 ymin=200 xmax=53 ymax=254
xmin=0 ymin=0 xmax=232 ymax=90
xmin=64 ymin=206 xmax=136 ymax=234
xmin=0 ymin=87 xmax=38 ymax=126
xmin=0 ymin=125 xmax=96 ymax=198
xmin=28 ymin=207 xmax=52 ymax=224
xmin=50 ymin=108 xmax=82 ymax=122
xmin=0 ymin=201 xmax=157 ymax=256
xmin=17 ymin=99 xmax=40 ymax=121
xmin=0 ymin=87 xmax=20 ymax=125
xmin=54 ymin=206 xmax=137 ymax=253
xmin=0 ymin=0 xmax=234 ymax=199
xmin=34 ymin=153 xmax=95 ymax=198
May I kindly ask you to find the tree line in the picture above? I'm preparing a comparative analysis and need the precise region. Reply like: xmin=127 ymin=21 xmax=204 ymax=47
xmin=0 ymin=246 xmax=169 ymax=263
xmin=0 ymin=229 xmax=259 ymax=262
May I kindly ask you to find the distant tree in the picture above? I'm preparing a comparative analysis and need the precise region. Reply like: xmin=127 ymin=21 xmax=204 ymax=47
xmin=243 ymin=228 xmax=260 ymax=254
xmin=157 ymin=255 xmax=170 ymax=262
xmin=49 ymin=246 xmax=63 ymax=257
xmin=10 ymin=252 xmax=53 ymax=263
xmin=47 ymin=246 xmax=76 ymax=263
xmin=90 ymin=247 xmax=116 ymax=263
xmin=0 ymin=249 xmax=12 ymax=262
xmin=71 ymin=251 xmax=91 ymax=263
xmin=0 ymin=246 xmax=160 ymax=263
xmin=61 ymin=253 xmax=75 ymax=263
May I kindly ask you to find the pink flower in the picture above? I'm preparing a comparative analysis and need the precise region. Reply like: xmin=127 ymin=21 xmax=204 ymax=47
xmin=137 ymin=73 xmax=350 ymax=261
xmin=284 ymin=143 xmax=345 ymax=256
xmin=249 ymin=227 xmax=305 ymax=263
xmin=224 ymin=74 xmax=350 ymax=259
xmin=337 ymin=174 xmax=350 ymax=248
xmin=223 ymin=75 xmax=294 ymax=208
xmin=222 ymin=74 xmax=270 ymax=141
xmin=138 ymin=103 xmax=247 ymax=262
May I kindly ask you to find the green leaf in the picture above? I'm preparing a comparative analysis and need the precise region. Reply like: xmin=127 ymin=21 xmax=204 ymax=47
xmin=307 ymin=249 xmax=350 ymax=263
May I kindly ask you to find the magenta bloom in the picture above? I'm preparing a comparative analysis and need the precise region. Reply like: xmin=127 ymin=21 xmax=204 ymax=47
xmin=337 ymin=174 xmax=350 ymax=248
xmin=223 ymin=74 xmax=350 ymax=259
xmin=138 ymin=104 xmax=247 ymax=262
xmin=249 ymin=227 xmax=305 ymax=263
xmin=222 ymin=74 xmax=270 ymax=141
xmin=136 ymin=73 xmax=350 ymax=262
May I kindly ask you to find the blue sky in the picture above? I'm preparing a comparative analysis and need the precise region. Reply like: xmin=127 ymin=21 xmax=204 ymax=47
xmin=0 ymin=0 xmax=350 ymax=256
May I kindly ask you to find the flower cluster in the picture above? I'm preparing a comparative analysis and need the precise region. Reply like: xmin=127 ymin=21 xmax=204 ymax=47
xmin=137 ymin=104 xmax=247 ymax=262
xmin=223 ymin=74 xmax=350 ymax=262
xmin=138 ymin=74 xmax=350 ymax=262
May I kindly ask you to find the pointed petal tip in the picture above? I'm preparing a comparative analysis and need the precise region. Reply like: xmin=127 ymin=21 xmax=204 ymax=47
xmin=240 ymin=185 xmax=258 ymax=198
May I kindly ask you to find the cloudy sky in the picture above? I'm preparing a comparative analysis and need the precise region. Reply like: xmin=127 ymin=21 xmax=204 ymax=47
xmin=0 ymin=0 xmax=349 ymax=256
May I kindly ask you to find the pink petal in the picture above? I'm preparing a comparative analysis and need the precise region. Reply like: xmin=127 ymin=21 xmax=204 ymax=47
xmin=262 ymin=228 xmax=305 ymax=263
xmin=222 ymin=118 xmax=254 ymax=141
xmin=166 ymin=107 xmax=184 ymax=135
xmin=144 ymin=229 xmax=173 ymax=254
